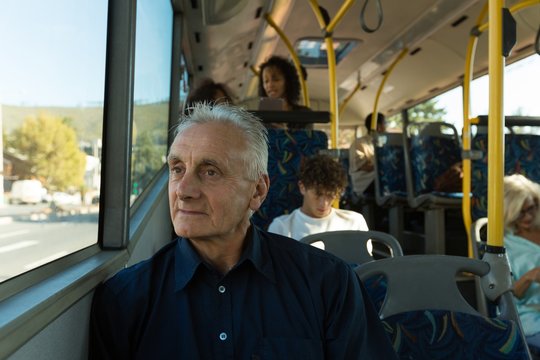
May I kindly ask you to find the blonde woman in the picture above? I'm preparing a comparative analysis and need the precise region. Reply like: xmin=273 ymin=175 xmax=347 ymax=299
xmin=504 ymin=174 xmax=540 ymax=348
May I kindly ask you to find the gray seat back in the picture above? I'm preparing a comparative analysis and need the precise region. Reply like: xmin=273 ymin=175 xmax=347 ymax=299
xmin=300 ymin=230 xmax=403 ymax=265
xmin=355 ymin=255 xmax=490 ymax=318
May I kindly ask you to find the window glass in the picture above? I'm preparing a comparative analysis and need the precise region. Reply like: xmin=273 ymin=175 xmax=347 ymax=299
xmin=471 ymin=55 xmax=540 ymax=118
xmin=386 ymin=112 xmax=403 ymax=132
xmin=179 ymin=55 xmax=190 ymax=110
xmin=0 ymin=0 xmax=107 ymax=282
xmin=403 ymin=54 xmax=540 ymax=136
xmin=408 ymin=86 xmax=464 ymax=133
xmin=131 ymin=0 xmax=173 ymax=203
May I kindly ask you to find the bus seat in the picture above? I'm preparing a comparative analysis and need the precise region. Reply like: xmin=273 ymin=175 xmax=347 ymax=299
xmin=301 ymin=230 xmax=403 ymax=313
xmin=373 ymin=132 xmax=407 ymax=207
xmin=511 ymin=134 xmax=540 ymax=182
xmin=404 ymin=122 xmax=463 ymax=207
xmin=471 ymin=217 xmax=488 ymax=259
xmin=252 ymin=128 xmax=328 ymax=230
xmin=336 ymin=150 xmax=376 ymax=229
xmin=471 ymin=217 xmax=490 ymax=316
xmin=471 ymin=131 xmax=514 ymax=221
xmin=471 ymin=131 xmax=540 ymax=221
xmin=355 ymin=255 xmax=530 ymax=359
xmin=300 ymin=230 xmax=403 ymax=265
xmin=373 ymin=132 xmax=407 ymax=241
xmin=403 ymin=122 xmax=463 ymax=254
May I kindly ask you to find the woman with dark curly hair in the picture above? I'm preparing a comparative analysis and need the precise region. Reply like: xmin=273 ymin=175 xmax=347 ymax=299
xmin=258 ymin=55 xmax=311 ymax=129
xmin=268 ymin=154 xmax=368 ymax=240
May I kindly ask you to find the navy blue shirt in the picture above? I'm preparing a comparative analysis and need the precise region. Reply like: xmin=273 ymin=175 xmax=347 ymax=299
xmin=90 ymin=226 xmax=396 ymax=359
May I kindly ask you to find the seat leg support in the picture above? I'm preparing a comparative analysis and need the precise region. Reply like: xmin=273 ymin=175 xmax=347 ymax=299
xmin=425 ymin=208 xmax=445 ymax=254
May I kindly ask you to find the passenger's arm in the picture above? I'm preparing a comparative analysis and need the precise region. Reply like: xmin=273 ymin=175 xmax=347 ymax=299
xmin=512 ymin=266 xmax=540 ymax=299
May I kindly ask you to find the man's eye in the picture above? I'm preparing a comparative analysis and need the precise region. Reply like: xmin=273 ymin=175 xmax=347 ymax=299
xmin=171 ymin=166 xmax=184 ymax=175
xmin=206 ymin=169 xmax=217 ymax=176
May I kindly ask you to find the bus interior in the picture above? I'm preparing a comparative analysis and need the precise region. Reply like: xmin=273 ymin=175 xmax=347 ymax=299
xmin=1 ymin=0 xmax=539 ymax=358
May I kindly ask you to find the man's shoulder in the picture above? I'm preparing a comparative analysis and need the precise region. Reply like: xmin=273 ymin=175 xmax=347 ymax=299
xmin=101 ymin=240 xmax=177 ymax=296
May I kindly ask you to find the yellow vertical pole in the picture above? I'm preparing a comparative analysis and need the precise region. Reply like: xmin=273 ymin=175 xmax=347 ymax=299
xmin=264 ymin=14 xmax=310 ymax=107
xmin=326 ymin=37 xmax=339 ymax=148
xmin=487 ymin=0 xmax=505 ymax=248
xmin=308 ymin=0 xmax=356 ymax=148
xmin=462 ymin=3 xmax=488 ymax=258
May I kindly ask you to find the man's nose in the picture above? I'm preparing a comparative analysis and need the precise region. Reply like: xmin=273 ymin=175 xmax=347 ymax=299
xmin=175 ymin=170 xmax=200 ymax=199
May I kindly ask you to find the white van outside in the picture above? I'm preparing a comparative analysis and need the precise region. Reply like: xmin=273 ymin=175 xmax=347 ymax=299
xmin=10 ymin=180 xmax=45 ymax=204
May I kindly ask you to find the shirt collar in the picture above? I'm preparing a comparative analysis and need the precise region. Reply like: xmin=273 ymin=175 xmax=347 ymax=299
xmin=173 ymin=224 xmax=276 ymax=291
xmin=238 ymin=225 xmax=276 ymax=284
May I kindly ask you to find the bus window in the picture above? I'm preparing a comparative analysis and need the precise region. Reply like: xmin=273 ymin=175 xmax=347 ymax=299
xmin=471 ymin=55 xmax=540 ymax=119
xmin=0 ymin=0 xmax=108 ymax=283
xmin=407 ymin=97 xmax=455 ymax=125
xmin=386 ymin=112 xmax=404 ymax=132
xmin=131 ymin=0 xmax=173 ymax=205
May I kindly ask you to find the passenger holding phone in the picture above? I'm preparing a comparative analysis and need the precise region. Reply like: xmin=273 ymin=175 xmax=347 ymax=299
xmin=258 ymin=55 xmax=311 ymax=129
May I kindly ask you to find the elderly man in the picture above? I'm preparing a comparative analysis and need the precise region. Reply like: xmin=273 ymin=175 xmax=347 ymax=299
xmin=89 ymin=103 xmax=396 ymax=359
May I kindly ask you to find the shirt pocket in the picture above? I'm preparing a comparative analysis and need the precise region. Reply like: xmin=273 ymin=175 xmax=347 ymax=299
xmin=253 ymin=337 xmax=324 ymax=360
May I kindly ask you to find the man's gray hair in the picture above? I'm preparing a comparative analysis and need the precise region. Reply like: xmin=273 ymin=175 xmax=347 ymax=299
xmin=174 ymin=103 xmax=268 ymax=180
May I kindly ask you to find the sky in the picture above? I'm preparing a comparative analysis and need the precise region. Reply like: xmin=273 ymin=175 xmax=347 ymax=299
xmin=0 ymin=0 xmax=172 ymax=107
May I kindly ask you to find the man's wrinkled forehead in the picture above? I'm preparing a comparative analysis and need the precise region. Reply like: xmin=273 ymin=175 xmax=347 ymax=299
xmin=170 ymin=122 xmax=247 ymax=162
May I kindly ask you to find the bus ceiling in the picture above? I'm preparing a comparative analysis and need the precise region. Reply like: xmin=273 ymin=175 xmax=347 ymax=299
xmin=177 ymin=0 xmax=540 ymax=123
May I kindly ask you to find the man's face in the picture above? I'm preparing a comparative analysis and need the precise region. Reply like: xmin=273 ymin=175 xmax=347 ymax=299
xmin=299 ymin=182 xmax=341 ymax=218
xmin=168 ymin=122 xmax=267 ymax=242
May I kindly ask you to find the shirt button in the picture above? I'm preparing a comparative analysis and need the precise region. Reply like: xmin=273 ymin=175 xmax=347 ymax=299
xmin=219 ymin=332 xmax=227 ymax=341
xmin=218 ymin=285 xmax=226 ymax=293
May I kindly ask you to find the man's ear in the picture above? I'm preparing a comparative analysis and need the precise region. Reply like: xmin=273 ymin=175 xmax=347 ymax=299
xmin=298 ymin=181 xmax=306 ymax=196
xmin=249 ymin=174 xmax=270 ymax=211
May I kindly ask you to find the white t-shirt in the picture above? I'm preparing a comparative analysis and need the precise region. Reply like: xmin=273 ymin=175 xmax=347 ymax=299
xmin=268 ymin=207 xmax=369 ymax=240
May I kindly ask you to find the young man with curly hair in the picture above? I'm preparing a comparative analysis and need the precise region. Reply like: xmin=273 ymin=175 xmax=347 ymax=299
xmin=268 ymin=154 xmax=368 ymax=240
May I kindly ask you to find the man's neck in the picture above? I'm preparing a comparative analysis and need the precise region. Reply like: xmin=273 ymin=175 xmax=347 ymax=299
xmin=189 ymin=225 xmax=251 ymax=275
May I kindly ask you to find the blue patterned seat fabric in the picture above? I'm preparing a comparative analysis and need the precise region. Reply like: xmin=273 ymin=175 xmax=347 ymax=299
xmin=471 ymin=132 xmax=540 ymax=221
xmin=362 ymin=274 xmax=388 ymax=313
xmin=410 ymin=135 xmax=462 ymax=196
xmin=375 ymin=141 xmax=407 ymax=198
xmin=252 ymin=128 xmax=328 ymax=230
xmin=338 ymin=155 xmax=357 ymax=206
xmin=383 ymin=310 xmax=528 ymax=359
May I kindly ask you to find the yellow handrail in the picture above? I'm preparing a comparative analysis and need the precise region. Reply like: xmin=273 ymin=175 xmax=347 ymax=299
xmin=462 ymin=2 xmax=488 ymax=258
xmin=371 ymin=48 xmax=408 ymax=131
xmin=308 ymin=0 xmax=356 ymax=148
xmin=326 ymin=0 xmax=356 ymax=34
xmin=478 ymin=0 xmax=540 ymax=32
xmin=339 ymin=81 xmax=361 ymax=116
xmin=464 ymin=0 xmax=538 ymax=251
xmin=487 ymin=0 xmax=505 ymax=248
xmin=264 ymin=13 xmax=310 ymax=107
